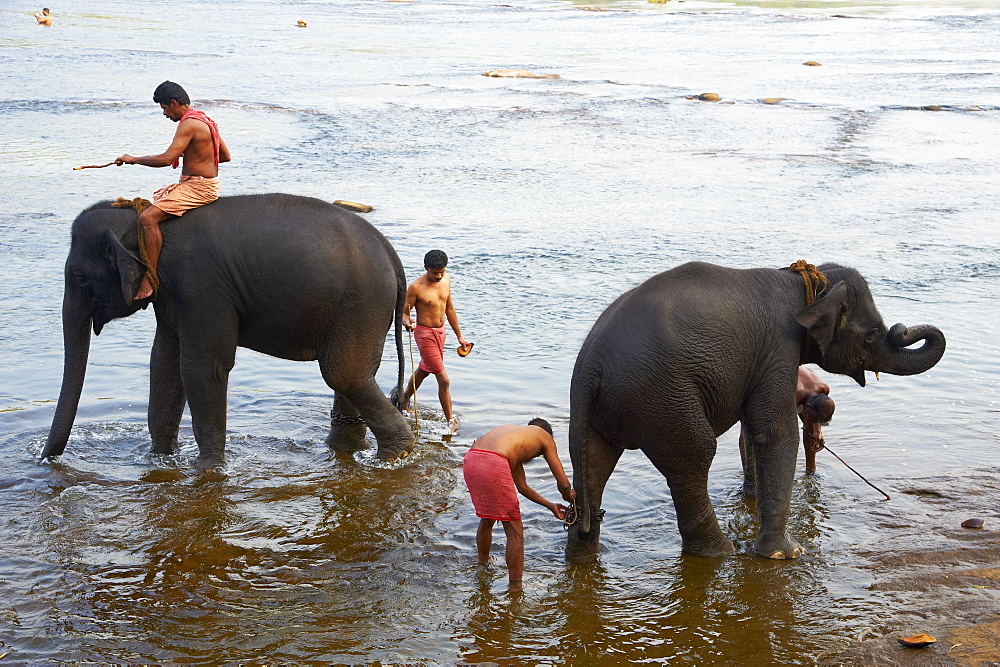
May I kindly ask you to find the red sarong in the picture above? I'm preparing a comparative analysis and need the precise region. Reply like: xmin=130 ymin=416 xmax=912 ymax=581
xmin=463 ymin=448 xmax=520 ymax=521
xmin=171 ymin=109 xmax=221 ymax=170
xmin=414 ymin=324 xmax=446 ymax=374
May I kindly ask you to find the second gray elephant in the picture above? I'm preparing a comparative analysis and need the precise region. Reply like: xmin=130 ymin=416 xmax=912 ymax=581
xmin=566 ymin=261 xmax=945 ymax=560
xmin=42 ymin=194 xmax=414 ymax=467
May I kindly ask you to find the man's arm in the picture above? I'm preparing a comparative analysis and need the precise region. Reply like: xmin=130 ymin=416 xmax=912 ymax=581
xmin=801 ymin=412 xmax=824 ymax=473
xmin=117 ymin=120 xmax=195 ymax=168
xmin=218 ymin=135 xmax=231 ymax=164
xmin=445 ymin=295 xmax=469 ymax=348
xmin=511 ymin=463 xmax=565 ymax=519
xmin=402 ymin=283 xmax=417 ymax=331
xmin=541 ymin=440 xmax=576 ymax=503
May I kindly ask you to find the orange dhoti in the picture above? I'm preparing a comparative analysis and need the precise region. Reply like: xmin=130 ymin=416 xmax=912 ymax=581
xmin=152 ymin=175 xmax=220 ymax=216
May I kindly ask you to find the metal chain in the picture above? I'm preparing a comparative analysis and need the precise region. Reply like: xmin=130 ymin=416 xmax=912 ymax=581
xmin=330 ymin=410 xmax=367 ymax=425
xmin=563 ymin=501 xmax=605 ymax=529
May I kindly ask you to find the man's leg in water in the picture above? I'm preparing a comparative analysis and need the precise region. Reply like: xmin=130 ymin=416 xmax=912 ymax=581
xmin=476 ymin=518 xmax=495 ymax=564
xmin=501 ymin=519 xmax=525 ymax=591
xmin=433 ymin=368 xmax=457 ymax=433
xmin=401 ymin=367 xmax=430 ymax=411
xmin=135 ymin=204 xmax=171 ymax=300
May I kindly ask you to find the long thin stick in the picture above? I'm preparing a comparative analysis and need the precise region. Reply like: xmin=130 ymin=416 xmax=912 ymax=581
xmin=73 ymin=161 xmax=119 ymax=170
xmin=407 ymin=329 xmax=420 ymax=438
xmin=823 ymin=444 xmax=891 ymax=500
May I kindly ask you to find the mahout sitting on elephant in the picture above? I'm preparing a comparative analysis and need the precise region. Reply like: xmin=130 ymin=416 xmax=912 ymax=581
xmin=566 ymin=261 xmax=945 ymax=561
xmin=42 ymin=194 xmax=415 ymax=467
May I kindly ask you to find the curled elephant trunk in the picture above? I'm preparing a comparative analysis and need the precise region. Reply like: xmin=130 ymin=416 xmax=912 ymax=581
xmin=872 ymin=323 xmax=946 ymax=376
xmin=40 ymin=297 xmax=93 ymax=459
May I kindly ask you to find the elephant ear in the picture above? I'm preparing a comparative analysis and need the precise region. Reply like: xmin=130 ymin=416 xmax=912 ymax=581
xmin=103 ymin=228 xmax=146 ymax=303
xmin=795 ymin=281 xmax=847 ymax=356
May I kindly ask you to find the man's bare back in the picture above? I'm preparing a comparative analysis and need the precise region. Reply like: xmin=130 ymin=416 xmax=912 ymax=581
xmin=474 ymin=424 xmax=557 ymax=467
xmin=796 ymin=367 xmax=830 ymax=407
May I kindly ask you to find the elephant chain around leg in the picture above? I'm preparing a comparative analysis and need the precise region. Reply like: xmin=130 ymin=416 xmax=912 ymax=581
xmin=330 ymin=410 xmax=366 ymax=425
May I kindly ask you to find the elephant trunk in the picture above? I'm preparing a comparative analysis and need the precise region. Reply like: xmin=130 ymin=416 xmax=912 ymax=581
xmin=871 ymin=323 xmax=946 ymax=376
xmin=41 ymin=295 xmax=93 ymax=459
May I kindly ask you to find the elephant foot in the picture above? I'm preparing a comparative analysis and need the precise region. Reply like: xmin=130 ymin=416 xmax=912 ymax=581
xmin=151 ymin=443 xmax=180 ymax=456
xmin=326 ymin=421 xmax=369 ymax=453
xmin=565 ymin=523 xmax=602 ymax=563
xmin=681 ymin=534 xmax=736 ymax=558
xmin=753 ymin=533 xmax=804 ymax=560
xmin=375 ymin=434 xmax=415 ymax=462
xmin=193 ymin=453 xmax=225 ymax=472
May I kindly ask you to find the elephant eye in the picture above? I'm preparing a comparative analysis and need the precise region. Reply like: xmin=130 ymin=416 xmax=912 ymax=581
xmin=864 ymin=329 xmax=880 ymax=344
xmin=72 ymin=271 xmax=88 ymax=286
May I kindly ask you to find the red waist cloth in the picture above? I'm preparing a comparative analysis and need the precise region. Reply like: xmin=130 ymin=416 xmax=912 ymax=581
xmin=172 ymin=109 xmax=220 ymax=169
xmin=463 ymin=448 xmax=520 ymax=521
xmin=414 ymin=324 xmax=446 ymax=374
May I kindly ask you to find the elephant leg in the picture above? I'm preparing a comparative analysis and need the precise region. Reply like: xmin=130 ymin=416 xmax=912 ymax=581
xmin=644 ymin=424 xmax=736 ymax=558
xmin=179 ymin=326 xmax=236 ymax=469
xmin=148 ymin=326 xmax=186 ymax=455
xmin=333 ymin=378 xmax=414 ymax=460
xmin=742 ymin=411 xmax=802 ymax=559
xmin=566 ymin=426 xmax=623 ymax=563
xmin=325 ymin=391 xmax=369 ymax=453
xmin=318 ymin=311 xmax=414 ymax=460
xmin=319 ymin=340 xmax=414 ymax=460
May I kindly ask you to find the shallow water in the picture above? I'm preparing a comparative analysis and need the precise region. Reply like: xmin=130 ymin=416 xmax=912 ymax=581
xmin=1 ymin=0 xmax=999 ymax=662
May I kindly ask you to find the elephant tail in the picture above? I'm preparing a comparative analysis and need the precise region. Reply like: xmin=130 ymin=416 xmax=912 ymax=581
xmin=569 ymin=366 xmax=600 ymax=537
xmin=391 ymin=263 xmax=406 ymax=411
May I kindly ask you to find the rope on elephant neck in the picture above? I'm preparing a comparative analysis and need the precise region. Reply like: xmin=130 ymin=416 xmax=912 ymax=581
xmin=407 ymin=329 xmax=421 ymax=439
xmin=822 ymin=444 xmax=892 ymax=501
xmin=111 ymin=197 xmax=159 ymax=298
xmin=784 ymin=260 xmax=829 ymax=364
xmin=784 ymin=260 xmax=829 ymax=305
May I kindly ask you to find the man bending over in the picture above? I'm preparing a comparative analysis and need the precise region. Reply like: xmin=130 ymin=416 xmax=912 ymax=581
xmin=463 ymin=419 xmax=576 ymax=591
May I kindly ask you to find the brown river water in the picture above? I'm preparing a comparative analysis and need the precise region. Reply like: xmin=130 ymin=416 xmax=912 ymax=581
xmin=1 ymin=0 xmax=999 ymax=662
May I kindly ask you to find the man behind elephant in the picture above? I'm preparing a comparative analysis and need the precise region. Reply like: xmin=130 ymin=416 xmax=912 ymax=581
xmin=116 ymin=80 xmax=231 ymax=301
xmin=796 ymin=367 xmax=836 ymax=473
xmin=739 ymin=366 xmax=836 ymax=475
xmin=399 ymin=249 xmax=470 ymax=435
xmin=463 ymin=419 xmax=576 ymax=592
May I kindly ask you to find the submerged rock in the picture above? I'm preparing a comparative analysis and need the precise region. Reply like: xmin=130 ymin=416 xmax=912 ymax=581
xmin=803 ymin=60 xmax=822 ymax=66
xmin=482 ymin=69 xmax=560 ymax=79
xmin=962 ymin=517 xmax=985 ymax=529
xmin=762 ymin=97 xmax=789 ymax=104
xmin=696 ymin=92 xmax=721 ymax=101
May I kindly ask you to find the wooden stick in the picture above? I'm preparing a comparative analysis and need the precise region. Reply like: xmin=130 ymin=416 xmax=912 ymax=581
xmin=73 ymin=161 xmax=119 ymax=170
xmin=823 ymin=445 xmax=892 ymax=500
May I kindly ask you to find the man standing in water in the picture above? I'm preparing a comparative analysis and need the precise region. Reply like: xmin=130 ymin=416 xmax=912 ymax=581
xmin=116 ymin=81 xmax=231 ymax=301
xmin=796 ymin=366 xmax=835 ymax=473
xmin=739 ymin=366 xmax=836 ymax=475
xmin=398 ymin=249 xmax=470 ymax=435
xmin=34 ymin=8 xmax=52 ymax=25
xmin=463 ymin=419 xmax=575 ymax=592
